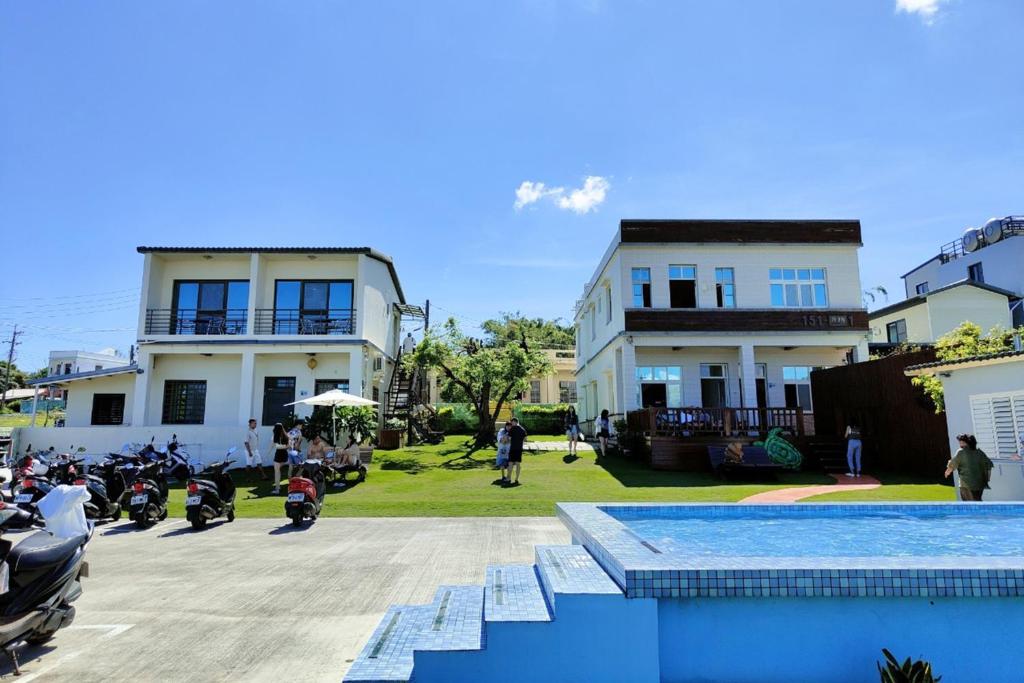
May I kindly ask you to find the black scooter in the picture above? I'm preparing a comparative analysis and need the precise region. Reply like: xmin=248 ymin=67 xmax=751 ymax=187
xmin=0 ymin=504 xmax=91 ymax=674
xmin=185 ymin=449 xmax=237 ymax=531
xmin=11 ymin=472 xmax=56 ymax=516
xmin=73 ymin=455 xmax=132 ymax=523
xmin=127 ymin=461 xmax=169 ymax=529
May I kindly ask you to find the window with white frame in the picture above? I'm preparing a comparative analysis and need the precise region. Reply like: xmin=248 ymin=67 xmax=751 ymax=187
xmin=668 ymin=265 xmax=697 ymax=308
xmin=631 ymin=268 xmax=652 ymax=308
xmin=769 ymin=268 xmax=829 ymax=308
xmin=970 ymin=391 xmax=1024 ymax=459
xmin=916 ymin=282 xmax=929 ymax=295
xmin=715 ymin=268 xmax=736 ymax=308
xmin=782 ymin=366 xmax=824 ymax=409
xmin=529 ymin=380 xmax=541 ymax=404
xmin=590 ymin=305 xmax=596 ymax=341
xmin=559 ymin=380 xmax=577 ymax=403
xmin=605 ymin=285 xmax=612 ymax=322
xmin=635 ymin=366 xmax=682 ymax=407
xmin=886 ymin=319 xmax=908 ymax=344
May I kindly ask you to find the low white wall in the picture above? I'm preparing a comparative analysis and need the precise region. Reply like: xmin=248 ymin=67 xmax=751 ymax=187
xmin=11 ymin=425 xmax=262 ymax=469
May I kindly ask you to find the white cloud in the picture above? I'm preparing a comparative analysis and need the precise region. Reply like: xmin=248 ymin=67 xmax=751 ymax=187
xmin=557 ymin=176 xmax=610 ymax=214
xmin=513 ymin=181 xmax=562 ymax=210
xmin=513 ymin=175 xmax=610 ymax=214
xmin=895 ymin=0 xmax=948 ymax=24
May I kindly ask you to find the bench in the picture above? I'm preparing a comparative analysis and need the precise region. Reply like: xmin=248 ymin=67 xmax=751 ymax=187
xmin=707 ymin=445 xmax=783 ymax=480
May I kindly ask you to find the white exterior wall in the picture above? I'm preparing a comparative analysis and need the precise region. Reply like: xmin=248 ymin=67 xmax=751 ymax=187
xmin=144 ymin=254 xmax=251 ymax=311
xmin=937 ymin=358 xmax=1024 ymax=501
xmin=147 ymin=353 xmax=242 ymax=427
xmin=48 ymin=350 xmax=130 ymax=376
xmin=869 ymin=303 xmax=932 ymax=344
xmin=927 ymin=287 xmax=1013 ymax=338
xmin=61 ymin=373 xmax=136 ymax=428
xmin=904 ymin=237 xmax=1024 ymax=300
xmin=869 ymin=287 xmax=1013 ymax=344
xmin=251 ymin=352 xmax=355 ymax=422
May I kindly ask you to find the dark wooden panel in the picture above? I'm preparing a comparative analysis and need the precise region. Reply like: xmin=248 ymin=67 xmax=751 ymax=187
xmin=620 ymin=220 xmax=862 ymax=245
xmin=649 ymin=439 xmax=714 ymax=472
xmin=625 ymin=309 xmax=869 ymax=333
xmin=810 ymin=350 xmax=950 ymax=478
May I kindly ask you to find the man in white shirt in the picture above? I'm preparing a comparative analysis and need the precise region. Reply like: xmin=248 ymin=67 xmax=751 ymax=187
xmin=402 ymin=332 xmax=416 ymax=356
xmin=244 ymin=419 xmax=267 ymax=480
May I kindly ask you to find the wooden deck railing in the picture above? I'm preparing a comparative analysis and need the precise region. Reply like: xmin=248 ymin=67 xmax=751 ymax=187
xmin=626 ymin=406 xmax=804 ymax=438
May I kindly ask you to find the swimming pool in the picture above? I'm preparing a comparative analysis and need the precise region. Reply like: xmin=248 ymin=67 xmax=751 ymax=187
xmin=611 ymin=506 xmax=1024 ymax=558
xmin=555 ymin=502 xmax=1024 ymax=682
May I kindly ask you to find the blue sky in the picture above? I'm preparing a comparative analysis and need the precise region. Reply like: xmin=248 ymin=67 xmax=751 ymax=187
xmin=1 ymin=0 xmax=1022 ymax=371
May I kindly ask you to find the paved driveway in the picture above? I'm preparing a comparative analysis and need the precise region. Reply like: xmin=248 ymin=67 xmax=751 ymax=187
xmin=0 ymin=517 xmax=569 ymax=682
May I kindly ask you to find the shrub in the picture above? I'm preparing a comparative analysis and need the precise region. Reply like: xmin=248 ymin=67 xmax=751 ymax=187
xmin=435 ymin=404 xmax=479 ymax=434
xmin=877 ymin=649 xmax=941 ymax=683
xmin=384 ymin=417 xmax=407 ymax=431
xmin=613 ymin=419 xmax=649 ymax=458
xmin=513 ymin=403 xmax=571 ymax=434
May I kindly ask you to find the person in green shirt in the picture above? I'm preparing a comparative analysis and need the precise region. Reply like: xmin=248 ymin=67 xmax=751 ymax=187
xmin=944 ymin=433 xmax=994 ymax=501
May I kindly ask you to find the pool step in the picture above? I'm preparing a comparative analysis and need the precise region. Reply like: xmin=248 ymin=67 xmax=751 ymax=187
xmin=344 ymin=604 xmax=433 ymax=682
xmin=534 ymin=545 xmax=622 ymax=611
xmin=484 ymin=564 xmax=552 ymax=623
xmin=415 ymin=585 xmax=486 ymax=653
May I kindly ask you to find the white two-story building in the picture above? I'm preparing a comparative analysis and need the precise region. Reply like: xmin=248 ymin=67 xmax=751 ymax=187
xmin=574 ymin=219 xmax=870 ymax=435
xmin=22 ymin=247 xmax=411 ymax=457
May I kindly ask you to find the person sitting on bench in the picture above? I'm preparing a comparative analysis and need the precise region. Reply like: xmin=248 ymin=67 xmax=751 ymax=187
xmin=724 ymin=442 xmax=745 ymax=464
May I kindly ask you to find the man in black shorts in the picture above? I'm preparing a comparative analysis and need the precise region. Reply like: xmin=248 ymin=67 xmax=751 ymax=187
xmin=506 ymin=418 xmax=528 ymax=486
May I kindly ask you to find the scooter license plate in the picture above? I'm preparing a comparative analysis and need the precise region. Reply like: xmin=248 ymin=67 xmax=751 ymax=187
xmin=185 ymin=495 xmax=201 ymax=506
xmin=130 ymin=494 xmax=147 ymax=505
xmin=286 ymin=492 xmax=304 ymax=503
xmin=14 ymin=494 xmax=32 ymax=504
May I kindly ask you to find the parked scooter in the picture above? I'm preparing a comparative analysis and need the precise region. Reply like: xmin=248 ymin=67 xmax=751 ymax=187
xmin=73 ymin=455 xmax=130 ymax=523
xmin=127 ymin=460 xmax=169 ymax=529
xmin=0 ymin=491 xmax=92 ymax=674
xmin=161 ymin=435 xmax=195 ymax=482
xmin=285 ymin=459 xmax=326 ymax=526
xmin=185 ymin=449 xmax=237 ymax=530
xmin=11 ymin=471 xmax=56 ymax=515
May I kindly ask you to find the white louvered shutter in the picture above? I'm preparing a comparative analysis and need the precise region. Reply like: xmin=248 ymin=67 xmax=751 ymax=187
xmin=971 ymin=395 xmax=997 ymax=455
xmin=971 ymin=391 xmax=1024 ymax=459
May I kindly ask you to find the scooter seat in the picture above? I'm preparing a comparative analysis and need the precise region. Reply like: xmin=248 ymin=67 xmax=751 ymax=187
xmin=7 ymin=531 xmax=85 ymax=573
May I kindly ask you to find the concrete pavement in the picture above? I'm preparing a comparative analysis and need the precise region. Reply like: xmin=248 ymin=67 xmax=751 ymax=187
xmin=0 ymin=517 xmax=570 ymax=682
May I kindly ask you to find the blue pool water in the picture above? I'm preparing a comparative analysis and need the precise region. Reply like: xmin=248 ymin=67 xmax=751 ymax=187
xmin=612 ymin=510 xmax=1024 ymax=558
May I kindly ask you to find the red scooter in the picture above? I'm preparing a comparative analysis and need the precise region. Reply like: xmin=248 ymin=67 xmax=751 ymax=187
xmin=285 ymin=460 xmax=326 ymax=527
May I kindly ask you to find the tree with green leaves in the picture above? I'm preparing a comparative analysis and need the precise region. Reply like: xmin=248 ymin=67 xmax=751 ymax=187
xmin=913 ymin=321 xmax=1023 ymax=412
xmin=480 ymin=312 xmax=575 ymax=349
xmin=0 ymin=361 xmax=28 ymax=395
xmin=407 ymin=318 xmax=552 ymax=446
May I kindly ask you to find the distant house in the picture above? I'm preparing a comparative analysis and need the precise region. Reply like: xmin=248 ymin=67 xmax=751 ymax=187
xmin=868 ymin=280 xmax=1019 ymax=347
xmin=520 ymin=349 xmax=578 ymax=404
xmin=902 ymin=215 xmax=1024 ymax=327
xmin=44 ymin=348 xmax=130 ymax=400
xmin=27 ymin=246 xmax=414 ymax=436
xmin=905 ymin=345 xmax=1024 ymax=501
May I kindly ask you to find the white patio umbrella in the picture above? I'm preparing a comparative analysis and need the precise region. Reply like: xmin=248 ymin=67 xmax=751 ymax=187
xmin=285 ymin=389 xmax=379 ymax=445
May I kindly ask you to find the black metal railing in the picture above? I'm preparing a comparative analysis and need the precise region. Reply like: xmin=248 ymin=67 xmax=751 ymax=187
xmin=253 ymin=308 xmax=356 ymax=335
xmin=144 ymin=308 xmax=248 ymax=335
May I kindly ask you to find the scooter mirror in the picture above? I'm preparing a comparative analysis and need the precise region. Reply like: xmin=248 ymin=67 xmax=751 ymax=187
xmin=225 ymin=447 xmax=238 ymax=456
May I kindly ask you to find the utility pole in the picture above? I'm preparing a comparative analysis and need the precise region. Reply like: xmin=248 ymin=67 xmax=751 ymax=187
xmin=1 ymin=325 xmax=22 ymax=406
xmin=424 ymin=299 xmax=430 ymax=332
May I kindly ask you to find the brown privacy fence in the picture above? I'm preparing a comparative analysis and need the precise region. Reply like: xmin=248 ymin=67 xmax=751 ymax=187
xmin=810 ymin=350 xmax=950 ymax=478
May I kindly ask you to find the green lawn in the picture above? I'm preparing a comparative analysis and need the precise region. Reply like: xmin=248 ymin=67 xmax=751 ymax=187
xmin=167 ymin=436 xmax=842 ymax=518
xmin=0 ymin=413 xmax=35 ymax=428
xmin=803 ymin=473 xmax=953 ymax=503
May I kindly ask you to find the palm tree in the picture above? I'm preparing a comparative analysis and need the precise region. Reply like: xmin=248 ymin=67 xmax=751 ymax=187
xmin=862 ymin=285 xmax=889 ymax=307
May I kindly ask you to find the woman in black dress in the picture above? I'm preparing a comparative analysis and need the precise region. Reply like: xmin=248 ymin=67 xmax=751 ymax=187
xmin=271 ymin=422 xmax=288 ymax=494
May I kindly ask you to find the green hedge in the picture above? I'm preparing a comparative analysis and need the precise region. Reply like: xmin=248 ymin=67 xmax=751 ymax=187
xmin=435 ymin=404 xmax=480 ymax=434
xmin=513 ymin=403 xmax=571 ymax=434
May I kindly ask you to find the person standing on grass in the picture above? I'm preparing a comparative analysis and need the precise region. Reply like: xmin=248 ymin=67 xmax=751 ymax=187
xmin=845 ymin=420 xmax=863 ymax=478
xmin=496 ymin=420 xmax=512 ymax=483
xmin=506 ymin=417 xmax=528 ymax=486
xmin=271 ymin=423 xmax=289 ymax=494
xmin=564 ymin=406 xmax=580 ymax=456
xmin=945 ymin=433 xmax=994 ymax=501
xmin=595 ymin=409 xmax=612 ymax=459
xmin=244 ymin=418 xmax=267 ymax=480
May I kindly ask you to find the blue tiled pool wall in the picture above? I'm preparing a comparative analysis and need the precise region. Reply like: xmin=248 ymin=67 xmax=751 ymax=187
xmin=602 ymin=502 xmax=1024 ymax=520
xmin=556 ymin=502 xmax=1024 ymax=599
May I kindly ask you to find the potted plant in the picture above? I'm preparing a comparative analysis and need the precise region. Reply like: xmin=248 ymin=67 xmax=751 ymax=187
xmin=379 ymin=417 xmax=407 ymax=450
xmin=336 ymin=406 xmax=379 ymax=461
xmin=877 ymin=649 xmax=941 ymax=683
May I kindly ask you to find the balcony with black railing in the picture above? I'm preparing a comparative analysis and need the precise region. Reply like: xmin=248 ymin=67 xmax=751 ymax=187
xmin=144 ymin=309 xmax=248 ymax=335
xmin=253 ymin=309 xmax=356 ymax=335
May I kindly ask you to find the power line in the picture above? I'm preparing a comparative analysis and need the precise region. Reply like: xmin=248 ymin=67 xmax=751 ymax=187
xmin=0 ymin=292 xmax=140 ymax=312
xmin=0 ymin=286 xmax=140 ymax=304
